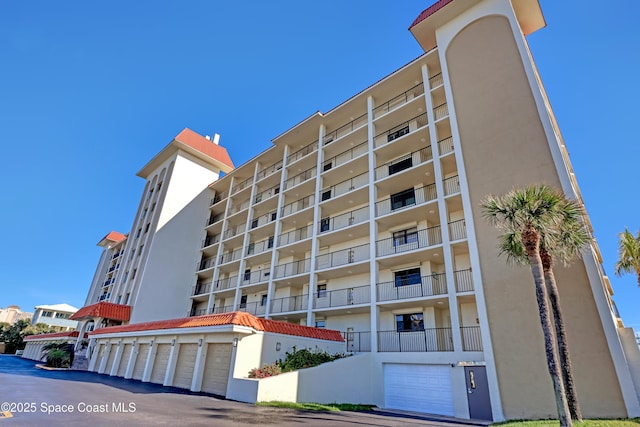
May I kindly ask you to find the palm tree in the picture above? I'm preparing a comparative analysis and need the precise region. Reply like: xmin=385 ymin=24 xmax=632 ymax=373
xmin=614 ymin=228 xmax=640 ymax=286
xmin=482 ymin=185 xmax=572 ymax=427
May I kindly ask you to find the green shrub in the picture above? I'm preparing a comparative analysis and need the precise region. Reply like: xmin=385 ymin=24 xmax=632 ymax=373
xmin=46 ymin=349 xmax=71 ymax=368
xmin=278 ymin=347 xmax=346 ymax=372
xmin=248 ymin=363 xmax=282 ymax=378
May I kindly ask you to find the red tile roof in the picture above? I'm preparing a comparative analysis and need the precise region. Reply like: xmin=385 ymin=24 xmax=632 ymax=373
xmin=98 ymin=231 xmax=127 ymax=246
xmin=409 ymin=0 xmax=454 ymax=29
xmin=90 ymin=311 xmax=344 ymax=342
xmin=24 ymin=331 xmax=88 ymax=341
xmin=175 ymin=128 xmax=234 ymax=170
xmin=70 ymin=302 xmax=131 ymax=322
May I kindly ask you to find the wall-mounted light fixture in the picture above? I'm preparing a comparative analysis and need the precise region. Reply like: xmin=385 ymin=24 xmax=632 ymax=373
xmin=171 ymin=338 xmax=176 ymax=346
xmin=198 ymin=338 xmax=203 ymax=347
xmin=276 ymin=342 xmax=281 ymax=351
xmin=149 ymin=339 xmax=154 ymax=346
xmin=232 ymin=338 xmax=238 ymax=347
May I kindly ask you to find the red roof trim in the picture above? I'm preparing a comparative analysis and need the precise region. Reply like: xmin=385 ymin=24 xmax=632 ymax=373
xmin=70 ymin=302 xmax=131 ymax=322
xmin=409 ymin=0 xmax=455 ymax=30
xmin=90 ymin=311 xmax=344 ymax=342
xmin=24 ymin=331 xmax=87 ymax=341
xmin=175 ymin=128 xmax=234 ymax=169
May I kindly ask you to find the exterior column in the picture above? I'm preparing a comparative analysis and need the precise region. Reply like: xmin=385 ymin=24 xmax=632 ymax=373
xmin=191 ymin=336 xmax=208 ymax=392
xmin=164 ymin=339 xmax=180 ymax=386
xmin=366 ymin=95 xmax=379 ymax=353
xmin=97 ymin=342 xmax=111 ymax=374
xmin=124 ymin=340 xmax=137 ymax=379
xmin=109 ymin=341 xmax=124 ymax=376
xmin=142 ymin=338 xmax=157 ymax=382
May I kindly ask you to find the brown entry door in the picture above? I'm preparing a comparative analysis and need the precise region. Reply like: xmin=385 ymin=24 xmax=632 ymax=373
xmin=465 ymin=366 xmax=493 ymax=421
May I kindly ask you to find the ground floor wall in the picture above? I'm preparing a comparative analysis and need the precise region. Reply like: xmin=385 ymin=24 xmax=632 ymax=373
xmin=22 ymin=338 xmax=76 ymax=362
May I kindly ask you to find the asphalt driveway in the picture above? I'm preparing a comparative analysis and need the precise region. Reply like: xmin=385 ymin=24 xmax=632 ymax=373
xmin=0 ymin=354 xmax=487 ymax=426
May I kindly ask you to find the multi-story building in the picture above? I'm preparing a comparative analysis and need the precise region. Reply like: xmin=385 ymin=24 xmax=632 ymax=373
xmin=31 ymin=304 xmax=79 ymax=332
xmin=0 ymin=306 xmax=32 ymax=324
xmin=25 ymin=0 xmax=640 ymax=422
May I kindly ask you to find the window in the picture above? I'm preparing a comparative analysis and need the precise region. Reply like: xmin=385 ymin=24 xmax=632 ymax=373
xmin=323 ymin=162 xmax=332 ymax=172
xmin=125 ymin=293 xmax=131 ymax=304
xmin=396 ymin=313 xmax=424 ymax=332
xmin=41 ymin=311 xmax=53 ymax=317
xmin=393 ymin=228 xmax=418 ymax=246
xmin=387 ymin=125 xmax=409 ymax=142
xmin=157 ymin=181 xmax=162 ymax=191
xmin=320 ymin=218 xmax=330 ymax=232
xmin=251 ymin=219 xmax=259 ymax=229
xmin=321 ymin=190 xmax=332 ymax=201
xmin=267 ymin=236 xmax=274 ymax=248
xmin=144 ymin=223 xmax=150 ymax=233
xmin=274 ymin=186 xmax=280 ymax=195
xmin=55 ymin=313 xmax=70 ymax=319
xmin=247 ymin=243 xmax=255 ymax=255
xmin=136 ymin=228 xmax=142 ymax=238
xmin=261 ymin=295 xmax=268 ymax=306
xmin=394 ymin=268 xmax=421 ymax=287
xmin=151 ymin=202 xmax=156 ymax=212
xmin=389 ymin=156 xmax=413 ymax=175
xmin=240 ymin=295 xmax=247 ymax=309
xmin=390 ymin=188 xmax=416 ymax=211
xmin=317 ymin=284 xmax=327 ymax=298
xmin=270 ymin=212 xmax=277 ymax=221
xmin=131 ymin=269 xmax=137 ymax=279
xmin=315 ymin=320 xmax=326 ymax=328
xmin=244 ymin=269 xmax=251 ymax=281
xmin=255 ymin=194 xmax=262 ymax=203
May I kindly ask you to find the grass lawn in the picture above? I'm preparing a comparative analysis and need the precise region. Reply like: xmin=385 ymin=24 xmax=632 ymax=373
xmin=256 ymin=401 xmax=375 ymax=412
xmin=493 ymin=420 xmax=640 ymax=427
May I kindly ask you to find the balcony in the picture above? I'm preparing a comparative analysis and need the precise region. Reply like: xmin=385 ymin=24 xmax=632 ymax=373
xmin=213 ymin=275 xmax=238 ymax=291
xmin=228 ymin=199 xmax=250 ymax=215
xmin=238 ymin=301 xmax=267 ymax=316
xmin=324 ymin=113 xmax=367 ymax=145
xmin=241 ymin=268 xmax=271 ymax=286
xmin=376 ymin=226 xmax=442 ymax=257
xmin=188 ymin=308 xmax=210 ymax=317
xmin=210 ymin=190 xmax=228 ymax=206
xmin=274 ymin=258 xmax=311 ymax=279
xmin=375 ymin=184 xmax=437 ymax=217
xmin=313 ymin=284 xmax=370 ymax=309
xmin=438 ymin=136 xmax=453 ymax=156
xmin=281 ymin=194 xmax=315 ymax=218
xmin=461 ymin=326 xmax=483 ymax=351
xmin=378 ymin=328 xmax=453 ymax=352
xmin=287 ymin=141 xmax=317 ymax=165
xmin=256 ymin=160 xmax=283 ymax=181
xmin=223 ymin=223 xmax=246 ymax=240
xmin=375 ymin=145 xmax=432 ymax=181
xmin=322 ymin=141 xmax=368 ymax=173
xmin=212 ymin=305 xmax=234 ymax=314
xmin=448 ymin=219 xmax=467 ymax=241
xmin=433 ymin=102 xmax=449 ymax=121
xmin=429 ymin=72 xmax=443 ymax=89
xmin=231 ymin=177 xmax=252 ymax=195
xmin=377 ymin=273 xmax=447 ymax=302
xmin=343 ymin=331 xmax=372 ymax=353
xmin=284 ymin=166 xmax=316 ymax=190
xmin=192 ymin=283 xmax=211 ymax=296
xmin=319 ymin=206 xmax=369 ymax=234
xmin=316 ymin=243 xmax=369 ymax=270
xmin=319 ymin=172 xmax=368 ymax=203
xmin=249 ymin=212 xmax=276 ymax=230
xmin=374 ymin=113 xmax=428 ymax=149
xmin=206 ymin=213 xmax=224 ymax=227
xmin=246 ymin=237 xmax=274 ymax=257
xmin=373 ymin=83 xmax=425 ymax=119
xmin=443 ymin=175 xmax=460 ymax=196
xmin=278 ymin=225 xmax=313 ymax=247
xmin=218 ymin=248 xmax=242 ymax=265
xmin=270 ymin=294 xmax=308 ymax=314
xmin=197 ymin=257 xmax=215 ymax=271
xmin=202 ymin=233 xmax=221 ymax=248
xmin=455 ymin=268 xmax=474 ymax=292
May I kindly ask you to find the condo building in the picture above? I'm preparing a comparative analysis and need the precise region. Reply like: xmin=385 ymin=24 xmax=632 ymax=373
xmin=22 ymin=0 xmax=640 ymax=422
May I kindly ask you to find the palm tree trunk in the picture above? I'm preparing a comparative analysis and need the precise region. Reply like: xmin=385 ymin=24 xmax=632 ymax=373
xmin=523 ymin=228 xmax=572 ymax=427
xmin=541 ymin=250 xmax=582 ymax=421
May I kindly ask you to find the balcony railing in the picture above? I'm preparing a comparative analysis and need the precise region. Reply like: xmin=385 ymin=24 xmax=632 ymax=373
xmin=375 ymin=145 xmax=432 ymax=181
xmin=319 ymin=172 xmax=368 ymax=202
xmin=429 ymin=72 xmax=443 ymax=89
xmin=238 ymin=301 xmax=267 ymax=316
xmin=313 ymin=284 xmax=370 ymax=309
xmin=256 ymin=160 xmax=283 ymax=181
xmin=202 ymin=233 xmax=221 ymax=248
xmin=210 ymin=190 xmax=228 ymax=206
xmin=343 ymin=331 xmax=371 ymax=353
xmin=461 ymin=326 xmax=483 ymax=351
xmin=112 ymin=251 xmax=122 ymax=259
xmin=378 ymin=328 xmax=454 ymax=352
xmin=241 ymin=268 xmax=271 ymax=286
xmin=316 ymin=243 xmax=369 ymax=270
xmin=375 ymin=183 xmax=437 ymax=217
xmin=284 ymin=166 xmax=317 ymax=190
xmin=443 ymin=175 xmax=460 ymax=196
xmin=231 ymin=176 xmax=252 ymax=195
xmin=218 ymin=248 xmax=242 ymax=265
xmin=324 ymin=113 xmax=367 ymax=145
xmin=278 ymin=224 xmax=313 ymax=247
xmin=455 ymin=268 xmax=473 ymax=292
xmin=274 ymin=258 xmax=311 ymax=279
xmin=373 ymin=83 xmax=425 ymax=118
xmin=270 ymin=294 xmax=308 ymax=313
xmin=322 ymin=141 xmax=368 ymax=173
xmin=189 ymin=308 xmax=210 ymax=317
xmin=374 ymin=113 xmax=428 ymax=149
xmin=318 ymin=206 xmax=369 ymax=234
xmin=448 ymin=219 xmax=467 ymax=241
xmin=213 ymin=275 xmax=238 ymax=291
xmin=281 ymin=194 xmax=315 ymax=218
xmin=223 ymin=223 xmax=246 ymax=240
xmin=212 ymin=305 xmax=234 ymax=314
xmin=287 ymin=141 xmax=317 ymax=165
xmin=438 ymin=137 xmax=454 ymax=155
xmin=376 ymin=226 xmax=442 ymax=257
xmin=228 ymin=199 xmax=250 ymax=215
xmin=254 ymin=185 xmax=280 ymax=204
xmin=245 ymin=237 xmax=274 ymax=257
xmin=192 ymin=283 xmax=211 ymax=296
xmin=249 ymin=212 xmax=276 ymax=230
xmin=206 ymin=213 xmax=224 ymax=226
xmin=197 ymin=257 xmax=216 ymax=271
xmin=377 ymin=273 xmax=447 ymax=302
xmin=433 ymin=102 xmax=449 ymax=121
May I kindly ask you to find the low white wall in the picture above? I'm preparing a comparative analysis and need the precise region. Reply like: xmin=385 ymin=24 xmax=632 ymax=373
xmin=619 ymin=327 xmax=640 ymax=401
xmin=226 ymin=378 xmax=259 ymax=403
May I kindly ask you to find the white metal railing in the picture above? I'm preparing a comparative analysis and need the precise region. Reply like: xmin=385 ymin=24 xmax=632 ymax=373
xmin=316 ymin=243 xmax=369 ymax=270
xmin=202 ymin=233 xmax=221 ymax=248
xmin=218 ymin=247 xmax=242 ymax=265
xmin=228 ymin=199 xmax=250 ymax=215
xmin=319 ymin=206 xmax=369 ymax=234
xmin=256 ymin=160 xmax=283 ymax=181
xmin=281 ymin=194 xmax=315 ymax=217
xmin=278 ymin=224 xmax=313 ymax=246
xmin=438 ymin=137 xmax=453 ymax=155
xmin=210 ymin=190 xmax=228 ymax=206
xmin=443 ymin=175 xmax=460 ymax=196
xmin=313 ymin=284 xmax=370 ymax=309
xmin=455 ymin=268 xmax=474 ymax=292
xmin=320 ymin=172 xmax=368 ymax=202
xmin=223 ymin=223 xmax=246 ymax=240
xmin=375 ymin=184 xmax=437 ymax=217
xmin=429 ymin=72 xmax=443 ymax=89
xmin=240 ymin=267 xmax=271 ymax=285
xmin=254 ymin=185 xmax=280 ymax=204
xmin=377 ymin=273 xmax=448 ymax=301
xmin=374 ymin=113 xmax=428 ymax=149
xmin=322 ymin=141 xmax=368 ymax=173
xmin=433 ymin=103 xmax=449 ymax=121
xmin=231 ymin=177 xmax=252 ymax=195
xmin=324 ymin=113 xmax=368 ymax=145
xmin=448 ymin=219 xmax=467 ymax=241
xmin=373 ymin=83 xmax=425 ymax=118
xmin=375 ymin=145 xmax=432 ymax=181
xmin=274 ymin=258 xmax=312 ymax=279
xmin=249 ymin=212 xmax=277 ymax=230
xmin=287 ymin=141 xmax=318 ymax=165
xmin=245 ymin=237 xmax=274 ymax=257
xmin=376 ymin=226 xmax=442 ymax=257
xmin=213 ymin=275 xmax=238 ymax=291
xmin=270 ymin=294 xmax=308 ymax=313
xmin=284 ymin=166 xmax=317 ymax=190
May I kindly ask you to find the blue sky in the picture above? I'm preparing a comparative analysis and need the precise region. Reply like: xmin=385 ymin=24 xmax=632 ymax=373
xmin=1 ymin=1 xmax=638 ymax=331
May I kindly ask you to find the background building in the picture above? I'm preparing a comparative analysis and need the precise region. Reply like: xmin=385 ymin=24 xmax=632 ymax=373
xmin=0 ymin=306 xmax=32 ymax=324
xmin=31 ymin=304 xmax=79 ymax=332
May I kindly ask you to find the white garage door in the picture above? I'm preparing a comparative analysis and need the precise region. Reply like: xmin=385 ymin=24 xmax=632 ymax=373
xmin=105 ymin=344 xmax=117 ymax=374
xmin=383 ymin=364 xmax=454 ymax=416
xmin=117 ymin=344 xmax=133 ymax=377
xmin=173 ymin=344 xmax=198 ymax=390
xmin=201 ymin=344 xmax=232 ymax=396
xmin=132 ymin=344 xmax=149 ymax=380
xmin=150 ymin=344 xmax=171 ymax=384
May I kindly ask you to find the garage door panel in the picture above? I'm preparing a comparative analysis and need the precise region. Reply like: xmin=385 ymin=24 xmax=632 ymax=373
xmin=384 ymin=364 xmax=454 ymax=416
xmin=105 ymin=344 xmax=117 ymax=374
xmin=117 ymin=344 xmax=133 ymax=377
xmin=173 ymin=344 xmax=198 ymax=389
xmin=132 ymin=344 xmax=149 ymax=380
xmin=201 ymin=344 xmax=232 ymax=396
xmin=150 ymin=344 xmax=171 ymax=384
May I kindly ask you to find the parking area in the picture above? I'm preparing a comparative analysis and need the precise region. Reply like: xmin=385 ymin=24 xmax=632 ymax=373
xmin=0 ymin=355 xmax=487 ymax=426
